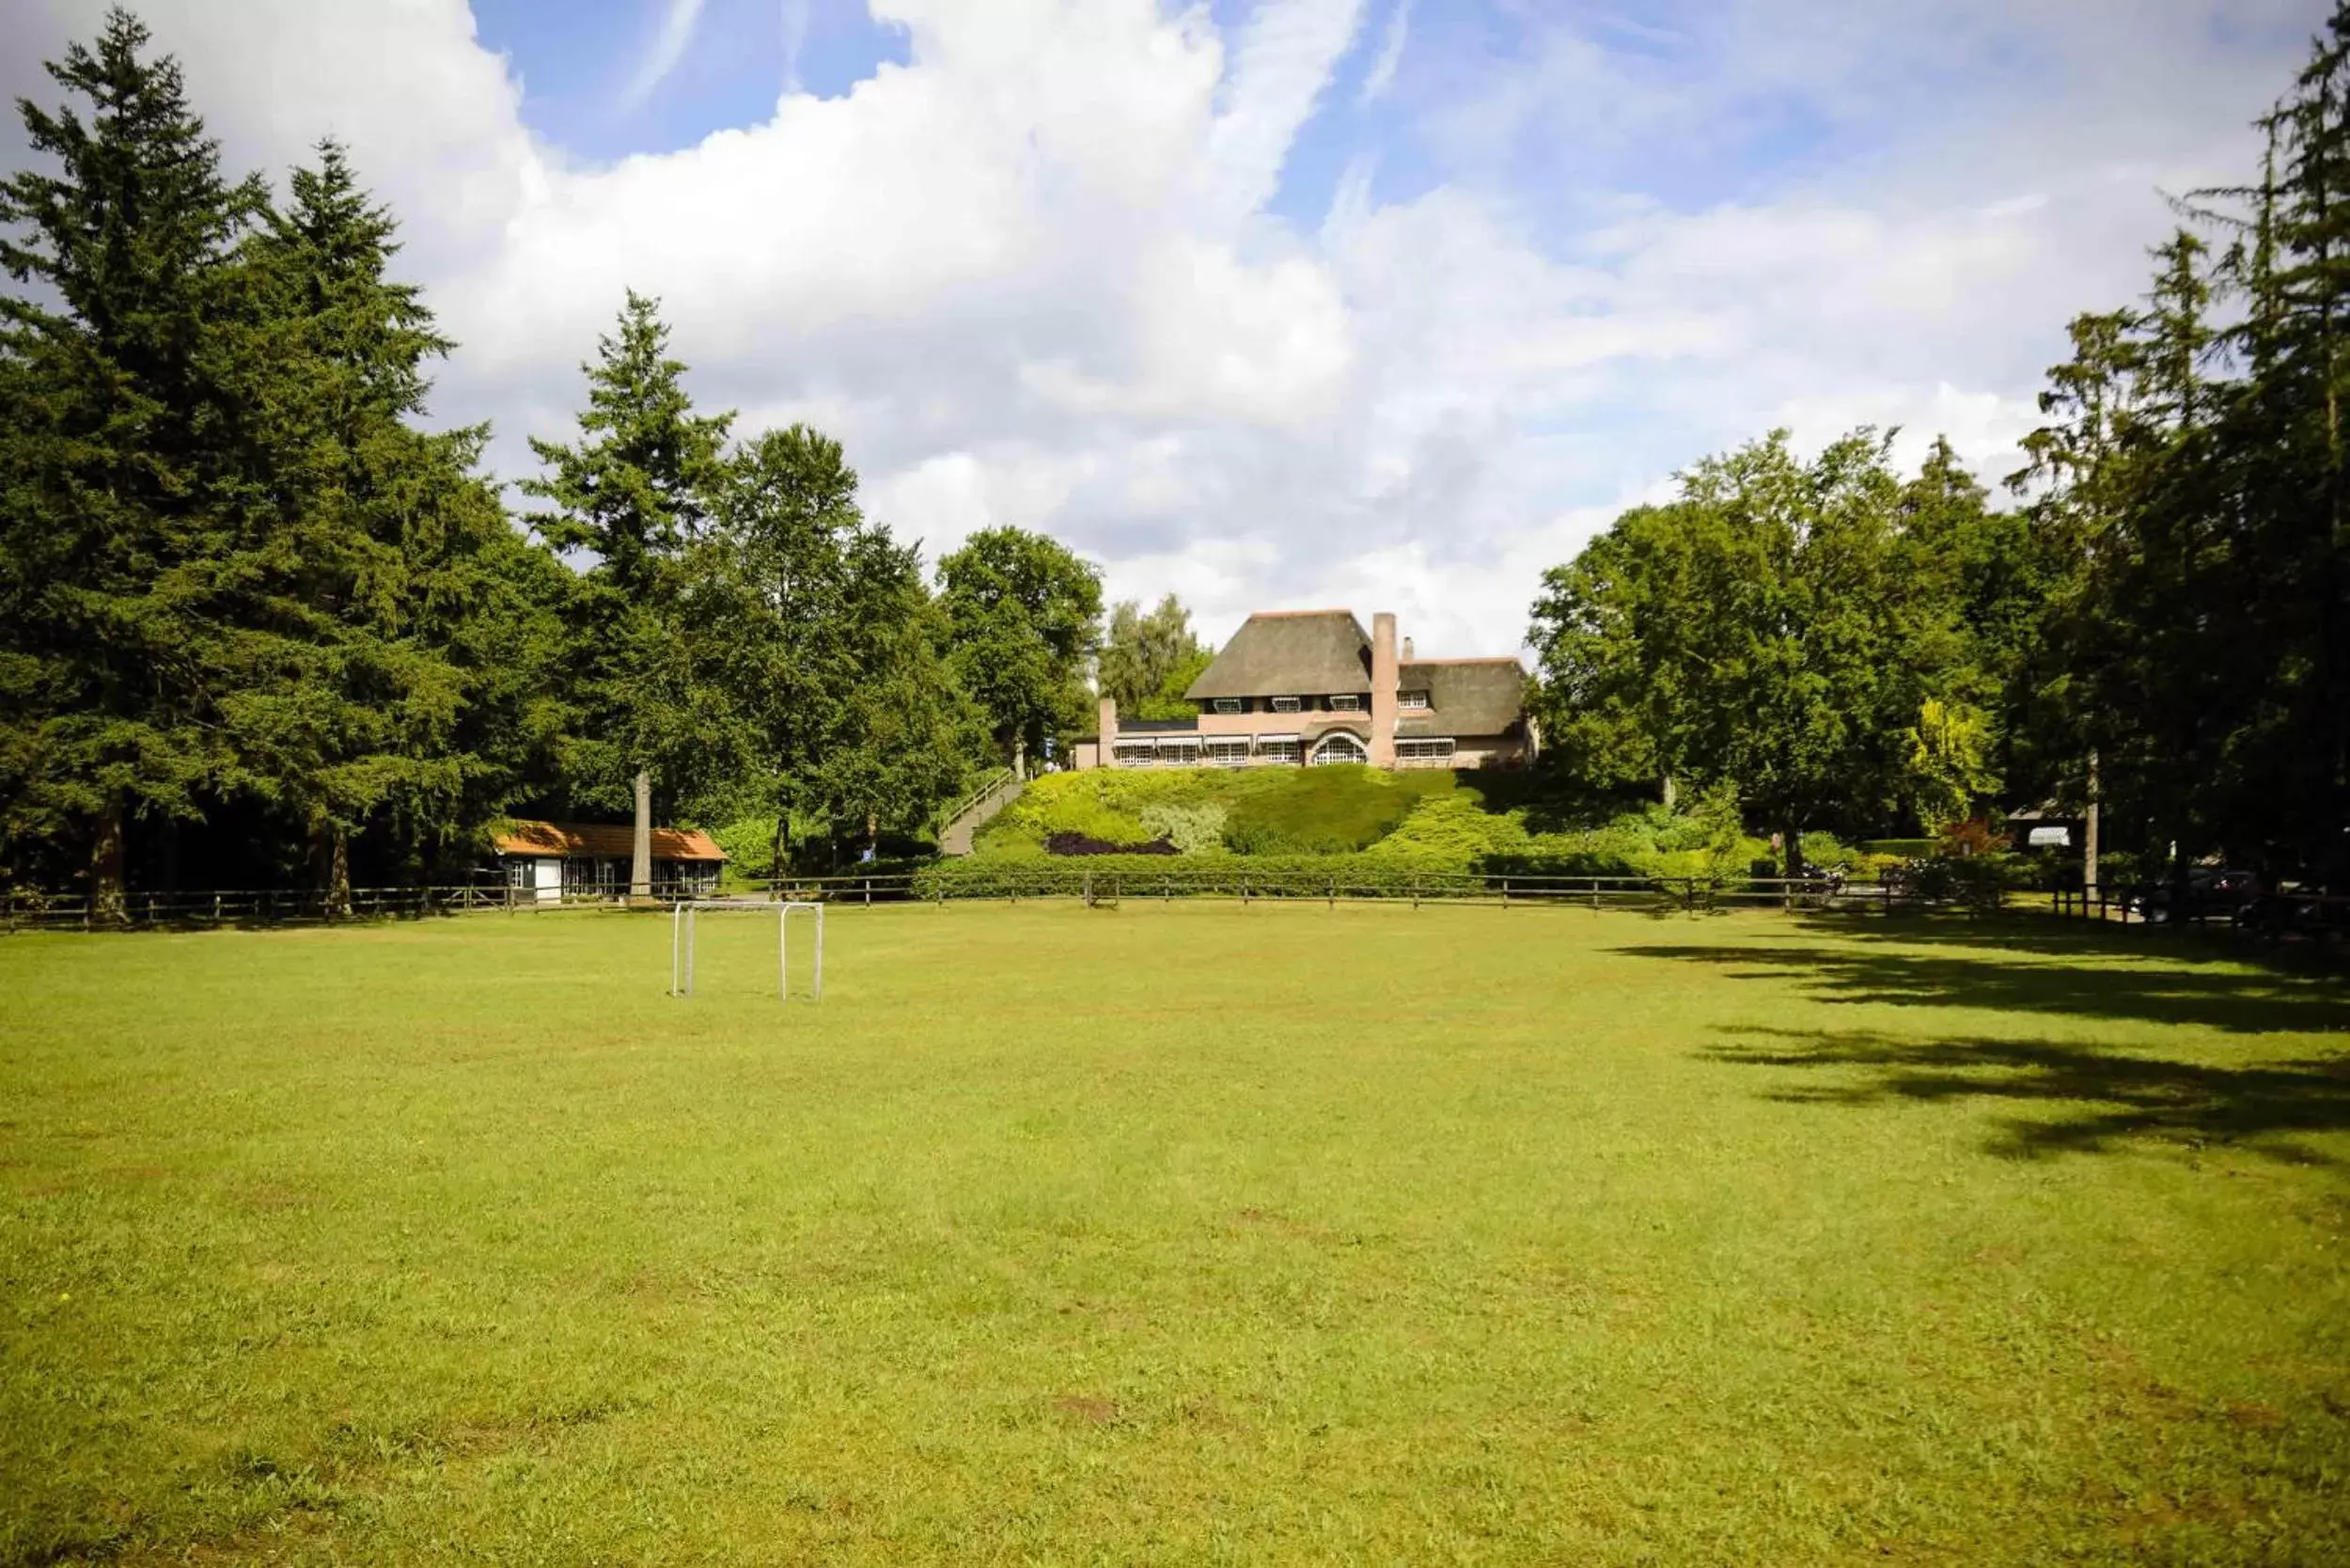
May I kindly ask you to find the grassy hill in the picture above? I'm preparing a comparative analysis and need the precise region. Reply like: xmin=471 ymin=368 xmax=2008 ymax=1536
xmin=972 ymin=765 xmax=1778 ymax=877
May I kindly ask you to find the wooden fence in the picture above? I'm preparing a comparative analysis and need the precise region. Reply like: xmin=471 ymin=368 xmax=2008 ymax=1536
xmin=2 ymin=871 xmax=1982 ymax=931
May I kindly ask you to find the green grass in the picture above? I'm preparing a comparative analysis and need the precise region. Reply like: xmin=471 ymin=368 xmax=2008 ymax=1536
xmin=4 ymin=905 xmax=2347 ymax=1564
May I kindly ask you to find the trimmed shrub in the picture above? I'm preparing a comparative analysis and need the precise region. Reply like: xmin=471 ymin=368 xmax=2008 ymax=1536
xmin=1139 ymin=802 xmax=1229 ymax=855
xmin=1800 ymin=831 xmax=1863 ymax=871
xmin=1363 ymin=791 xmax=1528 ymax=864
xmin=1863 ymin=838 xmax=1938 ymax=859
xmin=910 ymin=853 xmax=1657 ymax=902
xmin=1045 ymin=831 xmax=1177 ymax=856
xmin=1221 ymin=766 xmax=1455 ymax=855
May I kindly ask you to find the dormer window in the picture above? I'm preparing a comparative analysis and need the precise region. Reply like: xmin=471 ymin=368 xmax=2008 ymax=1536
xmin=1212 ymin=698 xmax=1242 ymax=714
xmin=1271 ymin=696 xmax=1301 ymax=713
xmin=1400 ymin=691 xmax=1430 ymax=710
xmin=1329 ymin=694 xmax=1361 ymax=711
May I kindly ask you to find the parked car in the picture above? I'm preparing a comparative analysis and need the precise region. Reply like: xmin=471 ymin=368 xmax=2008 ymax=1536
xmin=2234 ymin=882 xmax=2350 ymax=939
xmin=2124 ymin=868 xmax=2263 ymax=925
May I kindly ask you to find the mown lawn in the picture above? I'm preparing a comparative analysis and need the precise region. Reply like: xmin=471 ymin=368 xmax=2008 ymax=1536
xmin=3 ymin=902 xmax=2347 ymax=1564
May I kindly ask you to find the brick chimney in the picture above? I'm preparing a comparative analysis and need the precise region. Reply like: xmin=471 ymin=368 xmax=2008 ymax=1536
xmin=1370 ymin=612 xmax=1398 ymax=768
xmin=1098 ymin=695 xmax=1118 ymax=770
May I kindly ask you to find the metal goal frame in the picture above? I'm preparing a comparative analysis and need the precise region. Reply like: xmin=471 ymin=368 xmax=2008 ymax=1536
xmin=668 ymin=900 xmax=823 ymax=1001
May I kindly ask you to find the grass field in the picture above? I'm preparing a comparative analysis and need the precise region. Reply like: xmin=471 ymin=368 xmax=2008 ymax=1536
xmin=4 ymin=902 xmax=2348 ymax=1564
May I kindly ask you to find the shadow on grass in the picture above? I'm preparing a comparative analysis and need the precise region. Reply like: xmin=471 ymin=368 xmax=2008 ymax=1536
xmin=1613 ymin=940 xmax=2350 ymax=1035
xmin=1705 ymin=1027 xmax=2350 ymax=1165
xmin=1793 ymin=909 xmax=2350 ymax=975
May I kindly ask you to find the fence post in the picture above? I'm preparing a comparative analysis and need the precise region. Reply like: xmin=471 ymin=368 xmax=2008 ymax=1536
xmin=1327 ymin=874 xmax=1335 ymax=910
xmin=1411 ymin=876 xmax=1418 ymax=911
xmin=1502 ymin=877 xmax=1510 ymax=908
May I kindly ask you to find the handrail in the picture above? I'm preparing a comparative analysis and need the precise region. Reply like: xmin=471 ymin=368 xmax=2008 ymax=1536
xmin=933 ymin=767 xmax=1018 ymax=831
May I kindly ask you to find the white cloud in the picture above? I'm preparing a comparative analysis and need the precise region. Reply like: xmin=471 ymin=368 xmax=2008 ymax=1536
xmin=622 ymin=0 xmax=707 ymax=109
xmin=1206 ymin=0 xmax=1365 ymax=221
xmin=0 ymin=0 xmax=2331 ymax=660
xmin=778 ymin=0 xmax=810 ymax=93
xmin=1357 ymin=0 xmax=1409 ymax=105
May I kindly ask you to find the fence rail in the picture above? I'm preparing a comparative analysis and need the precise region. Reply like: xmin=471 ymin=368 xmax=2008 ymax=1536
xmin=3 ymin=870 xmax=1992 ymax=931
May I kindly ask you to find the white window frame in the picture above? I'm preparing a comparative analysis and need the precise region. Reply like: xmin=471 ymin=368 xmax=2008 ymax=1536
xmin=1396 ymin=737 xmax=1457 ymax=763
xmin=1203 ymin=738 xmax=1250 ymax=765
xmin=1271 ymin=696 xmax=1302 ymax=713
xmin=1309 ymin=733 xmax=1369 ymax=766
xmin=1399 ymin=690 xmax=1430 ymax=711
xmin=1328 ymin=694 xmax=1361 ymax=711
xmin=1211 ymin=698 xmax=1242 ymax=714
xmin=1257 ymin=739 xmax=1302 ymax=763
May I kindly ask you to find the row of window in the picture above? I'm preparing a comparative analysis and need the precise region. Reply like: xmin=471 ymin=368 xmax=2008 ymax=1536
xmin=502 ymin=857 xmax=719 ymax=895
xmin=1112 ymin=733 xmax=1450 ymax=767
xmin=1203 ymin=692 xmax=1431 ymax=715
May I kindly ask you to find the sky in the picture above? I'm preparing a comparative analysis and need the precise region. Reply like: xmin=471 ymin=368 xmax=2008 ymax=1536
xmin=2 ymin=0 xmax=2336 ymax=655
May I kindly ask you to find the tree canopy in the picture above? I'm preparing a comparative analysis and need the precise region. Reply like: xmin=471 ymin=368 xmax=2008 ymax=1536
xmin=936 ymin=526 xmax=1104 ymax=767
xmin=1099 ymin=594 xmax=1213 ymax=720
xmin=1529 ymin=431 xmax=2029 ymax=870
xmin=0 ymin=8 xmax=1069 ymax=900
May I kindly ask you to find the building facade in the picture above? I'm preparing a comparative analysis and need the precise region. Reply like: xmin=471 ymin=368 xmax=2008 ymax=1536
xmin=1083 ymin=609 xmax=1534 ymax=771
xmin=490 ymin=821 xmax=727 ymax=901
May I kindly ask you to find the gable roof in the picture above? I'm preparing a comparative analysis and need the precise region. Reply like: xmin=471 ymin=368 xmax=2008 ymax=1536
xmin=1399 ymin=659 xmax=1528 ymax=737
xmin=1184 ymin=610 xmax=1372 ymax=699
xmin=491 ymin=820 xmax=728 ymax=862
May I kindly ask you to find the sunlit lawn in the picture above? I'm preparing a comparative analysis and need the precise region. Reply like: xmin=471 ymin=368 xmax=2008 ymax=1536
xmin=3 ymin=901 xmax=2347 ymax=1564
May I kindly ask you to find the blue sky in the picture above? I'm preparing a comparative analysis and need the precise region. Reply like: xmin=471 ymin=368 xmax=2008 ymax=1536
xmin=472 ymin=0 xmax=913 ymax=162
xmin=2 ymin=0 xmax=2331 ymax=651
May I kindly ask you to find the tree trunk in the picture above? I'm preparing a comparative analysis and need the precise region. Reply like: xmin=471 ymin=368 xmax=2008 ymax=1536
xmin=89 ymin=791 xmax=127 ymax=925
xmin=2083 ymin=750 xmax=2101 ymax=896
xmin=1783 ymin=820 xmax=1805 ymax=880
xmin=309 ymin=820 xmax=352 ymax=918
xmin=157 ymin=817 xmax=180 ymax=895
xmin=329 ymin=827 xmax=352 ymax=918
xmin=1661 ymin=773 xmax=1678 ymax=810
xmin=771 ymin=812 xmax=791 ymax=883
xmin=632 ymin=769 xmax=653 ymax=903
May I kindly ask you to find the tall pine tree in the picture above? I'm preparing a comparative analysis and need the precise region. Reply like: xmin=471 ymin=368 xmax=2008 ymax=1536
xmin=0 ymin=7 xmax=268 ymax=913
xmin=222 ymin=141 xmax=570 ymax=903
xmin=522 ymin=291 xmax=739 ymax=897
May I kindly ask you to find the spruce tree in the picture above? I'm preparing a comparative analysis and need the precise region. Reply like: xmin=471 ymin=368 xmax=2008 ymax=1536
xmin=0 ymin=7 xmax=267 ymax=912
xmin=223 ymin=141 xmax=562 ymax=904
xmin=522 ymin=292 xmax=737 ymax=897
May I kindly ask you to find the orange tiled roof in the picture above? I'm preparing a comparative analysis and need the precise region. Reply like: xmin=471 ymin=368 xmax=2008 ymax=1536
xmin=491 ymin=820 xmax=728 ymax=862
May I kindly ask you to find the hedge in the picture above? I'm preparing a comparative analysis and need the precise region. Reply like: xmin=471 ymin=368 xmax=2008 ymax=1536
xmin=910 ymin=854 xmax=1687 ymax=902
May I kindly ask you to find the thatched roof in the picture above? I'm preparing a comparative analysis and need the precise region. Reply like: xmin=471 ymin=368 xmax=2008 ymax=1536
xmin=1184 ymin=610 xmax=1372 ymax=699
xmin=491 ymin=821 xmax=728 ymax=862
xmin=1398 ymin=659 xmax=1528 ymax=738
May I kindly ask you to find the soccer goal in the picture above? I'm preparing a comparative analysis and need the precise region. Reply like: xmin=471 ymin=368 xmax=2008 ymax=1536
xmin=668 ymin=899 xmax=823 ymax=1001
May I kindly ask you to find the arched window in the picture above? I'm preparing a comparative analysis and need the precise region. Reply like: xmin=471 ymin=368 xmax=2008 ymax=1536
xmin=1309 ymin=732 xmax=1368 ymax=766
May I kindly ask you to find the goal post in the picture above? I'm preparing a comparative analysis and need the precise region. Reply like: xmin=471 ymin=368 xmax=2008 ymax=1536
xmin=668 ymin=899 xmax=823 ymax=1001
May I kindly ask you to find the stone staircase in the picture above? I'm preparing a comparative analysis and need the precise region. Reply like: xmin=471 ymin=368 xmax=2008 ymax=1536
xmin=937 ymin=769 xmax=1024 ymax=855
